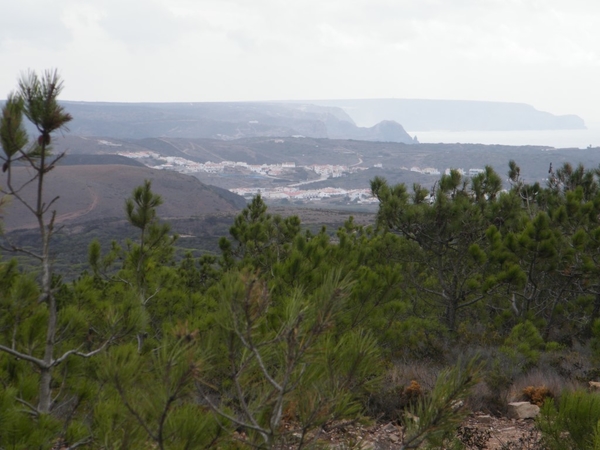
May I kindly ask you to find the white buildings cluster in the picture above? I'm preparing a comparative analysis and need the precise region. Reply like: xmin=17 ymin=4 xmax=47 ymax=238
xmin=114 ymin=151 xmax=366 ymax=179
xmin=231 ymin=186 xmax=378 ymax=204
xmin=443 ymin=168 xmax=486 ymax=176
xmin=115 ymin=150 xmax=485 ymax=181
xmin=98 ymin=140 xmax=123 ymax=147
xmin=410 ymin=167 xmax=441 ymax=175
xmin=112 ymin=150 xmax=484 ymax=205
xmin=116 ymin=150 xmax=160 ymax=159
xmin=308 ymin=164 xmax=345 ymax=178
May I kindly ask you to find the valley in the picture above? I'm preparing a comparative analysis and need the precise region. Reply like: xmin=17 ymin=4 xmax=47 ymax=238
xmin=52 ymin=134 xmax=600 ymax=203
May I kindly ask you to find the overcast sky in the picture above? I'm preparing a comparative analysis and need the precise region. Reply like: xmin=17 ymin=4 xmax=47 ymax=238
xmin=1 ymin=0 xmax=599 ymax=123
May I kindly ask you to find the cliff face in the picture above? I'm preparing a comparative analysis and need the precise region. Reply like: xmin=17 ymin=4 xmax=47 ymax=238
xmin=327 ymin=119 xmax=414 ymax=142
xmin=0 ymin=98 xmax=584 ymax=139
xmin=30 ymin=97 xmax=586 ymax=140
xmin=304 ymin=99 xmax=586 ymax=131
xmin=57 ymin=101 xmax=415 ymax=143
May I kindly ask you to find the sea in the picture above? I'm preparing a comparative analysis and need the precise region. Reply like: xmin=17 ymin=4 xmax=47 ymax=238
xmin=408 ymin=124 xmax=600 ymax=149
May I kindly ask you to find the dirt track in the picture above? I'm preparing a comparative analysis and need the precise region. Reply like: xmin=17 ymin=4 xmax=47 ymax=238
xmin=53 ymin=187 xmax=99 ymax=224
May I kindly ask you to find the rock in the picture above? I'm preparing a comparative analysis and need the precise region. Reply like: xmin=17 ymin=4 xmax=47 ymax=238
xmin=451 ymin=400 xmax=465 ymax=411
xmin=507 ymin=402 xmax=540 ymax=420
xmin=475 ymin=414 xmax=493 ymax=424
xmin=405 ymin=411 xmax=420 ymax=423
xmin=589 ymin=381 xmax=600 ymax=390
xmin=381 ymin=423 xmax=397 ymax=433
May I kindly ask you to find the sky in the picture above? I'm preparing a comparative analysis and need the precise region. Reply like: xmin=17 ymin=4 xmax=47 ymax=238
xmin=1 ymin=0 xmax=600 ymax=124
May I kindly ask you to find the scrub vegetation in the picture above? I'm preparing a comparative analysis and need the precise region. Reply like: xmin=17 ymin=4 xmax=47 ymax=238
xmin=2 ymin=71 xmax=600 ymax=449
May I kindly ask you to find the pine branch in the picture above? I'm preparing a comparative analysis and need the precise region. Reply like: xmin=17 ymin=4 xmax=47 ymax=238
xmin=52 ymin=338 xmax=113 ymax=367
xmin=0 ymin=344 xmax=47 ymax=368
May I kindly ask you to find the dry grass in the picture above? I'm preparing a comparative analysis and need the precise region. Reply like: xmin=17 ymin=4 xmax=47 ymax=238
xmin=386 ymin=361 xmax=441 ymax=392
xmin=508 ymin=368 xmax=579 ymax=404
xmin=365 ymin=362 xmax=441 ymax=421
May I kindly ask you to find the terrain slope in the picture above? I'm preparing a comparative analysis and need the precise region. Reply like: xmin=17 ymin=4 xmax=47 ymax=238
xmin=0 ymin=163 xmax=245 ymax=231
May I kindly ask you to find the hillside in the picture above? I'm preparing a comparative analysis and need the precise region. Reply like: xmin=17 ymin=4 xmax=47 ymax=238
xmin=0 ymin=163 xmax=245 ymax=231
xmin=50 ymin=135 xmax=600 ymax=192
xmin=58 ymin=101 xmax=416 ymax=143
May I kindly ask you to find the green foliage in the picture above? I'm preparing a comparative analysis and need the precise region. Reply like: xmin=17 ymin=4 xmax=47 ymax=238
xmin=6 ymin=107 xmax=600 ymax=449
xmin=204 ymin=269 xmax=381 ymax=447
xmin=123 ymin=179 xmax=178 ymax=302
xmin=220 ymin=194 xmax=302 ymax=272
xmin=96 ymin=335 xmax=221 ymax=450
xmin=0 ymin=386 xmax=56 ymax=450
xmin=0 ymin=94 xmax=28 ymax=162
xmin=18 ymin=69 xmax=73 ymax=136
xmin=401 ymin=357 xmax=482 ymax=449
xmin=501 ymin=321 xmax=550 ymax=369
xmin=537 ymin=390 xmax=600 ymax=450
xmin=371 ymin=169 xmax=508 ymax=332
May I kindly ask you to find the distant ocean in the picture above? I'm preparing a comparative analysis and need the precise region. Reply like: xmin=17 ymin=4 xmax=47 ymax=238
xmin=409 ymin=124 xmax=600 ymax=149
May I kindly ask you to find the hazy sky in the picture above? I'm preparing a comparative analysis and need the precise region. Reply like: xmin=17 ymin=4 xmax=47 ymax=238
xmin=2 ymin=0 xmax=599 ymax=123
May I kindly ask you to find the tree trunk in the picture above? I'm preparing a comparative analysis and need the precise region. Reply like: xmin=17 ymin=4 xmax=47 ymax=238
xmin=38 ymin=144 xmax=57 ymax=414
xmin=445 ymin=298 xmax=458 ymax=333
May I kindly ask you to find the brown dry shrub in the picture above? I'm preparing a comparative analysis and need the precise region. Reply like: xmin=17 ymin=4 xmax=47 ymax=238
xmin=366 ymin=380 xmax=424 ymax=422
xmin=508 ymin=368 xmax=577 ymax=404
xmin=365 ymin=362 xmax=439 ymax=422
xmin=402 ymin=380 xmax=422 ymax=404
xmin=281 ymin=400 xmax=298 ymax=423
xmin=386 ymin=361 xmax=440 ymax=392
xmin=522 ymin=386 xmax=553 ymax=406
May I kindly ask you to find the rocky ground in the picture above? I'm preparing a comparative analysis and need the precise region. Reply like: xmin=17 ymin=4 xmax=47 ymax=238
xmin=292 ymin=414 xmax=541 ymax=449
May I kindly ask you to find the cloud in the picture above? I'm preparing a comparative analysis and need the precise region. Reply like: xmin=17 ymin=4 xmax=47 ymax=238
xmin=0 ymin=0 xmax=72 ymax=48
xmin=96 ymin=0 xmax=191 ymax=48
xmin=2 ymin=0 xmax=600 ymax=121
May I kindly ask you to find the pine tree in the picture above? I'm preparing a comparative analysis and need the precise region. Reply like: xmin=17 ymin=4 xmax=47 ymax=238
xmin=0 ymin=71 xmax=114 ymax=416
xmin=0 ymin=71 xmax=139 ymax=450
xmin=371 ymin=169 xmax=505 ymax=332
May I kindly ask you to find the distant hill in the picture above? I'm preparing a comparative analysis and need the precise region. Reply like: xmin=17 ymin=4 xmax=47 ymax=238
xmin=302 ymin=99 xmax=586 ymax=131
xmin=0 ymin=164 xmax=246 ymax=231
xmin=0 ymin=98 xmax=584 ymax=139
xmin=51 ymin=135 xmax=371 ymax=166
xmin=58 ymin=101 xmax=415 ymax=143
xmin=59 ymin=154 xmax=146 ymax=167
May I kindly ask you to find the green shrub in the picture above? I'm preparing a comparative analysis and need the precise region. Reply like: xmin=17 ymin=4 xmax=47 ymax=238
xmin=537 ymin=390 xmax=600 ymax=450
xmin=401 ymin=357 xmax=482 ymax=449
xmin=501 ymin=321 xmax=561 ymax=369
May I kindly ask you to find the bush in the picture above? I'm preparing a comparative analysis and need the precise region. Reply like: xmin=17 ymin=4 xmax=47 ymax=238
xmin=401 ymin=357 xmax=482 ymax=449
xmin=537 ymin=390 xmax=600 ymax=450
xmin=522 ymin=386 xmax=553 ymax=406
xmin=501 ymin=321 xmax=545 ymax=368
xmin=367 ymin=361 xmax=453 ymax=423
xmin=508 ymin=368 xmax=570 ymax=404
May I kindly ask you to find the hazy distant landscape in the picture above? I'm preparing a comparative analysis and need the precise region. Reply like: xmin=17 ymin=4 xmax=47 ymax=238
xmin=297 ymin=98 xmax=586 ymax=130
xmin=6 ymin=2 xmax=600 ymax=446
xmin=1 ymin=97 xmax=594 ymax=272
xmin=4 ymin=97 xmax=594 ymax=230
xmin=414 ymin=126 xmax=600 ymax=148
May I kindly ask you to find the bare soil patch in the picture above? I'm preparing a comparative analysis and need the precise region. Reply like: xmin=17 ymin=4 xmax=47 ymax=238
xmin=283 ymin=415 xmax=541 ymax=449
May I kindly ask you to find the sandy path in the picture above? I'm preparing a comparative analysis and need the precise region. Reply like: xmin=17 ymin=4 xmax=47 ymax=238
xmin=53 ymin=187 xmax=99 ymax=224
